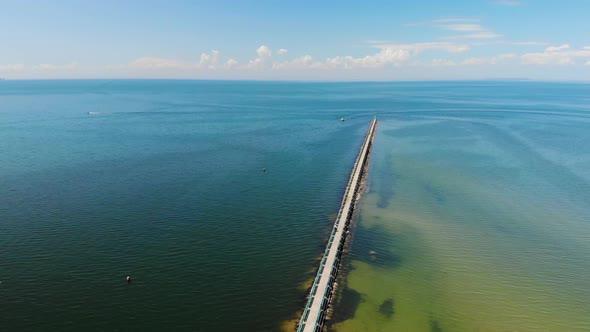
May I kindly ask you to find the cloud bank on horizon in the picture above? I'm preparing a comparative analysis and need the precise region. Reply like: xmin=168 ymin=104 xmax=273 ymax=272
xmin=1 ymin=0 xmax=589 ymax=80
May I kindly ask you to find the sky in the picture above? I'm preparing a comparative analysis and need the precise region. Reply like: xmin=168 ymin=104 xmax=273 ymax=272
xmin=1 ymin=0 xmax=590 ymax=81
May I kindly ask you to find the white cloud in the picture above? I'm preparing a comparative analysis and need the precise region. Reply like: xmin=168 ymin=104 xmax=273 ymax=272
xmin=462 ymin=57 xmax=489 ymax=65
xmin=365 ymin=41 xmax=469 ymax=53
xmin=271 ymin=42 xmax=469 ymax=71
xmin=443 ymin=32 xmax=502 ymax=40
xmin=439 ymin=24 xmax=484 ymax=32
xmin=256 ymin=45 xmax=272 ymax=58
xmin=522 ymin=53 xmax=573 ymax=65
xmin=406 ymin=18 xmax=502 ymax=44
xmin=34 ymin=62 xmax=78 ymax=70
xmin=492 ymin=53 xmax=517 ymax=63
xmin=324 ymin=42 xmax=468 ymax=68
xmin=404 ymin=18 xmax=480 ymax=27
xmin=272 ymin=50 xmax=410 ymax=71
xmin=212 ymin=50 xmax=220 ymax=60
xmin=431 ymin=59 xmax=456 ymax=66
xmin=521 ymin=45 xmax=590 ymax=65
xmin=545 ymin=44 xmax=570 ymax=52
xmin=224 ymin=58 xmax=239 ymax=70
xmin=429 ymin=19 xmax=501 ymax=40
xmin=199 ymin=50 xmax=220 ymax=69
xmin=494 ymin=1 xmax=525 ymax=6
xmin=129 ymin=50 xmax=222 ymax=70
xmin=277 ymin=48 xmax=288 ymax=55
xmin=425 ymin=53 xmax=517 ymax=67
xmin=0 ymin=64 xmax=25 ymax=72
xmin=199 ymin=53 xmax=210 ymax=65
xmin=501 ymin=41 xmax=548 ymax=46
xmin=243 ymin=45 xmax=274 ymax=69
xmin=129 ymin=57 xmax=197 ymax=69
xmin=110 ymin=41 xmax=590 ymax=77
xmin=324 ymin=48 xmax=411 ymax=69
xmin=378 ymin=42 xmax=470 ymax=53
xmin=273 ymin=55 xmax=323 ymax=70
xmin=470 ymin=41 xmax=549 ymax=47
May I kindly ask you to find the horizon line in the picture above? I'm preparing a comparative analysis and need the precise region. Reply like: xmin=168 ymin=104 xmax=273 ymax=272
xmin=3 ymin=78 xmax=590 ymax=84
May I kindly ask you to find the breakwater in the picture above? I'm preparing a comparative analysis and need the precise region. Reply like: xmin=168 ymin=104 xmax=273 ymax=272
xmin=297 ymin=118 xmax=377 ymax=332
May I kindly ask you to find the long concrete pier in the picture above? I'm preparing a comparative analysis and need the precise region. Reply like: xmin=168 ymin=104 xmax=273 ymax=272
xmin=297 ymin=118 xmax=377 ymax=332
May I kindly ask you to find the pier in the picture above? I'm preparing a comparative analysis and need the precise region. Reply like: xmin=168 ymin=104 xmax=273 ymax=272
xmin=297 ymin=118 xmax=377 ymax=332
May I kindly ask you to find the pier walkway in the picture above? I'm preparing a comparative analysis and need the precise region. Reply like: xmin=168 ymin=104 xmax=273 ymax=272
xmin=297 ymin=118 xmax=377 ymax=332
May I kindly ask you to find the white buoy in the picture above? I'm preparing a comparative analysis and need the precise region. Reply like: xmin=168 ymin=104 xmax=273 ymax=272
xmin=126 ymin=275 xmax=131 ymax=283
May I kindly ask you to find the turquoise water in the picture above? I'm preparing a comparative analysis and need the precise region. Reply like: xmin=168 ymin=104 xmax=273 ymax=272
xmin=330 ymin=82 xmax=590 ymax=331
xmin=0 ymin=80 xmax=371 ymax=331
xmin=1 ymin=80 xmax=590 ymax=331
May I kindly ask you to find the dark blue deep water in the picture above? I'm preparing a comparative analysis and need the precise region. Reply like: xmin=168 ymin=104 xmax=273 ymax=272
xmin=1 ymin=80 xmax=589 ymax=331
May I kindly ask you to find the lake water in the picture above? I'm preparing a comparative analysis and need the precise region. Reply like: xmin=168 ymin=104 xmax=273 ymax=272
xmin=1 ymin=80 xmax=589 ymax=331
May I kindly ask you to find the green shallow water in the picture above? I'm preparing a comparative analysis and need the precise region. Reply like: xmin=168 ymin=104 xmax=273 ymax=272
xmin=331 ymin=88 xmax=590 ymax=331
xmin=1 ymin=80 xmax=589 ymax=331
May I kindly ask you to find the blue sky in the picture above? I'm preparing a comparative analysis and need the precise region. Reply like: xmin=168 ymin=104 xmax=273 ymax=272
xmin=1 ymin=0 xmax=589 ymax=80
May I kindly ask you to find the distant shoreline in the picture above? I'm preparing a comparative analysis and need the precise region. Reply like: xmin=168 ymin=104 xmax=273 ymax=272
xmin=1 ymin=78 xmax=589 ymax=84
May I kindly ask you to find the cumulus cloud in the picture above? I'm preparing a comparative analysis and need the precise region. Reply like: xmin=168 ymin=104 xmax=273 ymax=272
xmin=128 ymin=50 xmax=222 ymax=70
xmin=521 ymin=45 xmax=590 ymax=65
xmin=271 ymin=42 xmax=469 ymax=70
xmin=421 ymin=53 xmax=517 ymax=67
xmin=126 ymin=46 xmax=274 ymax=71
xmin=273 ymin=55 xmax=322 ymax=70
xmin=244 ymin=45 xmax=274 ymax=69
xmin=0 ymin=64 xmax=25 ymax=72
xmin=324 ymin=48 xmax=411 ymax=69
xmin=199 ymin=50 xmax=220 ymax=68
xmin=224 ymin=58 xmax=239 ymax=70
xmin=256 ymin=45 xmax=272 ymax=58
xmin=114 ymin=41 xmax=589 ymax=76
xmin=274 ymin=47 xmax=411 ymax=70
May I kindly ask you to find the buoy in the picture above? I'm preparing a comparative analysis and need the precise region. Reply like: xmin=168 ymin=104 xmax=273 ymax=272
xmin=126 ymin=276 xmax=131 ymax=283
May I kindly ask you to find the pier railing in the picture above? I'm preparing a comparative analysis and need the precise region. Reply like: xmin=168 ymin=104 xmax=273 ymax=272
xmin=297 ymin=118 xmax=377 ymax=332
